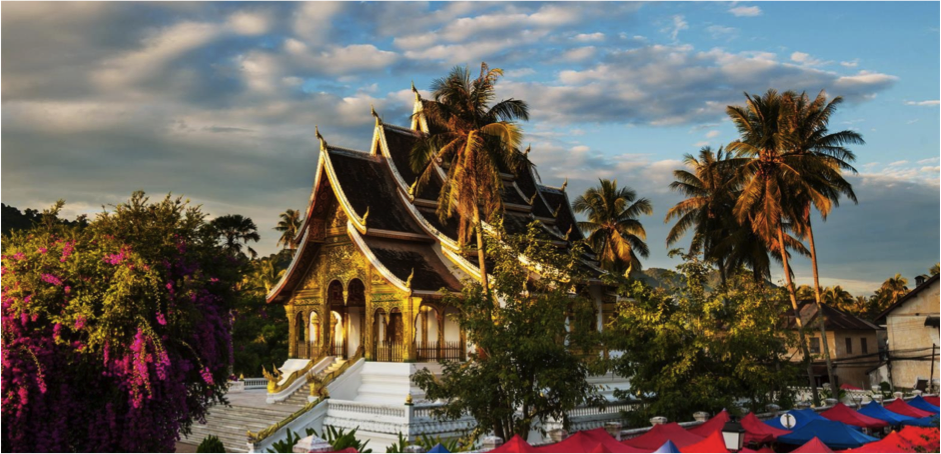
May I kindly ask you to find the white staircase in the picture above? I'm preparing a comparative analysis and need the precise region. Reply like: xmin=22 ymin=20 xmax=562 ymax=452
xmin=182 ymin=393 xmax=305 ymax=453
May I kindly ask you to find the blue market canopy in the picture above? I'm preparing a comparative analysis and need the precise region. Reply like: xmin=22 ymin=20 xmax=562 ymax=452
xmin=900 ymin=415 xmax=941 ymax=428
xmin=908 ymin=396 xmax=940 ymax=414
xmin=858 ymin=401 xmax=915 ymax=426
xmin=777 ymin=420 xmax=879 ymax=450
xmin=653 ymin=440 xmax=681 ymax=453
xmin=428 ymin=443 xmax=451 ymax=453
xmin=763 ymin=408 xmax=828 ymax=431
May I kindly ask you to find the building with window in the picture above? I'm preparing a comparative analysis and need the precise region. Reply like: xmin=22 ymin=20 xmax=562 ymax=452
xmin=785 ymin=302 xmax=885 ymax=389
xmin=872 ymin=273 xmax=940 ymax=392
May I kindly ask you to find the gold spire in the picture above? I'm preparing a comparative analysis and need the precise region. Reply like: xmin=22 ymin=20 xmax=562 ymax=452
xmin=560 ymin=177 xmax=568 ymax=192
xmin=371 ymin=104 xmax=382 ymax=126
xmin=524 ymin=144 xmax=531 ymax=156
xmin=362 ymin=206 xmax=370 ymax=227
xmin=409 ymin=179 xmax=418 ymax=196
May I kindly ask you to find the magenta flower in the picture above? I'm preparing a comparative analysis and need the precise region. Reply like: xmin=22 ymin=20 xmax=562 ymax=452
xmin=41 ymin=274 xmax=63 ymax=286
xmin=199 ymin=367 xmax=214 ymax=385
xmin=37 ymin=247 xmax=47 ymax=255
xmin=60 ymin=242 xmax=74 ymax=262
xmin=74 ymin=315 xmax=86 ymax=330
xmin=155 ymin=312 xmax=166 ymax=326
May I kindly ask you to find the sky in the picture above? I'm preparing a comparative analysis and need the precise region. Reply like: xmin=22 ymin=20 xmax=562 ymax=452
xmin=2 ymin=1 xmax=939 ymax=295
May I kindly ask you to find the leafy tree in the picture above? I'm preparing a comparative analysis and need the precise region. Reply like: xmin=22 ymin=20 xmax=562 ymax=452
xmin=821 ymin=286 xmax=855 ymax=312
xmin=930 ymin=263 xmax=939 ymax=276
xmin=1 ymin=192 xmax=239 ymax=452
xmin=726 ymin=89 xmax=823 ymax=403
xmin=197 ymin=435 xmax=226 ymax=453
xmin=413 ymin=223 xmax=606 ymax=440
xmin=410 ymin=63 xmax=529 ymax=293
xmin=274 ymin=209 xmax=302 ymax=250
xmin=609 ymin=251 xmax=800 ymax=425
xmin=574 ymin=178 xmax=653 ymax=276
xmin=231 ymin=253 xmax=291 ymax=377
xmin=210 ymin=214 xmax=261 ymax=259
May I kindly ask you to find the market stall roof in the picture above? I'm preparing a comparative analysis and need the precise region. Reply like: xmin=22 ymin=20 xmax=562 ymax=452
xmin=538 ymin=429 xmax=644 ymax=453
xmin=688 ymin=411 xmax=729 ymax=438
xmin=885 ymin=399 xmax=934 ymax=418
xmin=840 ymin=383 xmax=863 ymax=391
xmin=653 ymin=440 xmax=681 ymax=453
xmin=679 ymin=431 xmax=729 ymax=453
xmin=487 ymin=435 xmax=538 ymax=453
xmin=898 ymin=426 xmax=940 ymax=451
xmin=740 ymin=412 xmax=790 ymax=443
xmin=777 ymin=420 xmax=878 ymax=450
xmin=907 ymin=395 xmax=940 ymax=414
xmin=763 ymin=408 xmax=827 ymax=431
xmin=858 ymin=401 xmax=914 ymax=426
xmin=820 ymin=403 xmax=890 ymax=430
xmin=791 ymin=437 xmax=834 ymax=453
xmin=621 ymin=423 xmax=705 ymax=450
xmin=428 ymin=443 xmax=451 ymax=453
xmin=841 ymin=431 xmax=915 ymax=453
xmin=900 ymin=415 xmax=940 ymax=427
xmin=925 ymin=396 xmax=939 ymax=406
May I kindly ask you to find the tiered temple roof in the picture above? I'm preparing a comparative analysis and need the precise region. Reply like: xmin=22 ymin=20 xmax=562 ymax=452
xmin=267 ymin=88 xmax=599 ymax=304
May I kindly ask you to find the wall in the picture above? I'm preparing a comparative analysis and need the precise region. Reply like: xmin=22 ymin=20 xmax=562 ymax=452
xmin=885 ymin=279 xmax=940 ymax=390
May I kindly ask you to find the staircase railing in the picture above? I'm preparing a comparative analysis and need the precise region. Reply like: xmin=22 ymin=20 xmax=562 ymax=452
xmin=262 ymin=346 xmax=328 ymax=394
xmin=246 ymin=396 xmax=326 ymax=444
xmin=309 ymin=345 xmax=364 ymax=398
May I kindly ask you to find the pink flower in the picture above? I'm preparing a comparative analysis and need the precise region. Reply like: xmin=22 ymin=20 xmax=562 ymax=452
xmin=12 ymin=252 xmax=25 ymax=261
xmin=199 ymin=367 xmax=214 ymax=386
xmin=60 ymin=242 xmax=74 ymax=262
xmin=41 ymin=274 xmax=63 ymax=286
xmin=103 ymin=252 xmax=124 ymax=265
xmin=74 ymin=315 xmax=86 ymax=330
xmin=155 ymin=312 xmax=166 ymax=326
xmin=37 ymin=247 xmax=47 ymax=255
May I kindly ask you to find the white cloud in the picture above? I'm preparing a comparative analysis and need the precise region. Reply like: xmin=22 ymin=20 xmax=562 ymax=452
xmin=227 ymin=10 xmax=272 ymax=36
xmin=905 ymin=100 xmax=940 ymax=106
xmin=559 ymin=46 xmax=597 ymax=62
xmin=728 ymin=5 xmax=762 ymax=17
xmin=706 ymin=25 xmax=738 ymax=40
xmin=705 ymin=130 xmax=720 ymax=138
xmin=573 ymin=32 xmax=605 ymax=42
xmin=664 ymin=15 xmax=689 ymax=42
xmin=840 ymin=59 xmax=859 ymax=68
xmin=790 ymin=51 xmax=829 ymax=67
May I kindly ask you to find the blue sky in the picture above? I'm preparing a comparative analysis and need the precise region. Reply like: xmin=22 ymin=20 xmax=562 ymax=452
xmin=2 ymin=2 xmax=938 ymax=295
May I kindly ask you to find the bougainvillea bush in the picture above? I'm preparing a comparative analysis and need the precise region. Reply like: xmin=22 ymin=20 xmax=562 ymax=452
xmin=2 ymin=192 xmax=243 ymax=452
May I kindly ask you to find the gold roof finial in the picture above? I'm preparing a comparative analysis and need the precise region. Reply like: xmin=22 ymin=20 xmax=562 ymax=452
xmin=405 ymin=393 xmax=414 ymax=406
xmin=315 ymin=125 xmax=327 ymax=150
xmin=565 ymin=225 xmax=573 ymax=241
xmin=560 ymin=177 xmax=568 ymax=192
xmin=362 ymin=206 xmax=370 ymax=227
xmin=371 ymin=104 xmax=382 ymax=125
xmin=553 ymin=204 xmax=562 ymax=218
xmin=409 ymin=179 xmax=418 ymax=196
xmin=405 ymin=268 xmax=414 ymax=289
xmin=524 ymin=144 xmax=531 ymax=156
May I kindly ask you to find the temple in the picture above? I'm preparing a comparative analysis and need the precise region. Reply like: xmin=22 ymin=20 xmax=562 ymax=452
xmin=266 ymin=86 xmax=615 ymax=366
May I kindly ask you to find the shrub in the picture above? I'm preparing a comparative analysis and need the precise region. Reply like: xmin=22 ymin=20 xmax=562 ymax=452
xmin=197 ymin=435 xmax=226 ymax=453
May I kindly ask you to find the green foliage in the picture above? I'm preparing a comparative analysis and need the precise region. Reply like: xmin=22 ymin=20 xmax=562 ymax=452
xmin=319 ymin=426 xmax=372 ymax=453
xmin=196 ymin=435 xmax=226 ymax=453
xmin=385 ymin=432 xmax=409 ymax=453
xmin=609 ymin=251 xmax=801 ymax=425
xmin=1 ymin=202 xmax=89 ymax=237
xmin=413 ymin=222 xmax=608 ymax=441
xmin=231 ymin=250 xmax=292 ymax=377
xmin=266 ymin=428 xmax=305 ymax=453
xmin=418 ymin=434 xmax=473 ymax=452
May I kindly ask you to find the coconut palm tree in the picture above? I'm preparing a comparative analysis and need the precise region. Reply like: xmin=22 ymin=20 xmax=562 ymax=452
xmin=665 ymin=146 xmax=740 ymax=285
xmin=574 ymin=179 xmax=653 ymax=276
xmin=274 ymin=209 xmax=303 ymax=250
xmin=781 ymin=89 xmax=864 ymax=390
xmin=822 ymin=286 xmax=855 ymax=312
xmin=210 ymin=214 xmax=261 ymax=259
xmin=726 ymin=89 xmax=827 ymax=403
xmin=253 ymin=258 xmax=286 ymax=294
xmin=878 ymin=274 xmax=909 ymax=305
xmin=410 ymin=63 xmax=529 ymax=293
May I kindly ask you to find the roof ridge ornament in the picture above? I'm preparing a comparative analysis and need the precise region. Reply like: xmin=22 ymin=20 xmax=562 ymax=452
xmin=371 ymin=104 xmax=382 ymax=126
xmin=528 ymin=192 xmax=538 ymax=205
xmin=524 ymin=144 xmax=531 ymax=156
xmin=565 ymin=225 xmax=573 ymax=241
xmin=316 ymin=125 xmax=327 ymax=151
xmin=408 ymin=179 xmax=418 ymax=199
xmin=553 ymin=204 xmax=562 ymax=218
xmin=405 ymin=268 xmax=414 ymax=289
xmin=560 ymin=177 xmax=568 ymax=192
xmin=362 ymin=206 xmax=370 ymax=228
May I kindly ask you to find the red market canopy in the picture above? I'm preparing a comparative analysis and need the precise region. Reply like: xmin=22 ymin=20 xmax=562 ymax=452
xmin=925 ymin=396 xmax=940 ymax=407
xmin=538 ymin=429 xmax=644 ymax=453
xmin=791 ymin=437 xmax=834 ymax=453
xmin=898 ymin=426 xmax=940 ymax=451
xmin=885 ymin=399 xmax=934 ymax=419
xmin=740 ymin=412 xmax=791 ymax=444
xmin=680 ymin=430 xmax=730 ymax=453
xmin=488 ymin=435 xmax=538 ymax=453
xmin=840 ymin=383 xmax=864 ymax=391
xmin=740 ymin=447 xmax=774 ymax=453
xmin=688 ymin=411 xmax=730 ymax=438
xmin=821 ymin=403 xmax=890 ymax=430
xmin=622 ymin=423 xmax=705 ymax=451
xmin=841 ymin=431 xmax=915 ymax=453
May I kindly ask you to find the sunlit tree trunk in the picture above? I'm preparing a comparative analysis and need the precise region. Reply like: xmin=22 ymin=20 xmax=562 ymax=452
xmin=806 ymin=215 xmax=838 ymax=390
xmin=778 ymin=224 xmax=820 ymax=406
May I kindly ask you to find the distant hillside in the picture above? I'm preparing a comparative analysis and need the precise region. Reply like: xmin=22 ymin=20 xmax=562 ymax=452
xmin=630 ymin=266 xmax=776 ymax=290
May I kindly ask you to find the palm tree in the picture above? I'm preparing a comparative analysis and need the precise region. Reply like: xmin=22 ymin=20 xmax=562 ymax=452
xmin=726 ymin=89 xmax=826 ymax=403
xmin=822 ymin=286 xmax=854 ymax=312
xmin=878 ymin=273 xmax=909 ymax=305
xmin=410 ymin=63 xmax=529 ymax=293
xmin=665 ymin=146 xmax=739 ymax=285
xmin=781 ymin=89 xmax=863 ymax=390
xmin=930 ymin=263 xmax=939 ymax=276
xmin=574 ymin=179 xmax=653 ymax=276
xmin=274 ymin=209 xmax=303 ymax=250
xmin=253 ymin=258 xmax=286 ymax=294
xmin=210 ymin=214 xmax=261 ymax=259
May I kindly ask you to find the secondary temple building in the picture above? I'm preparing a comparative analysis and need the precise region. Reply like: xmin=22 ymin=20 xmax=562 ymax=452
xmin=266 ymin=87 xmax=614 ymax=366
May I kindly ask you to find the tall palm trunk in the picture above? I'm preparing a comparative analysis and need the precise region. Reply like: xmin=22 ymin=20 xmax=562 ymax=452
xmin=474 ymin=208 xmax=490 ymax=295
xmin=806 ymin=215 xmax=838 ymax=389
xmin=778 ymin=224 xmax=820 ymax=406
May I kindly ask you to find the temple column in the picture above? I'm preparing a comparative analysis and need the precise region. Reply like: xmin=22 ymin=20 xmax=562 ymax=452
xmin=286 ymin=304 xmax=296 ymax=358
xmin=437 ymin=310 xmax=445 ymax=360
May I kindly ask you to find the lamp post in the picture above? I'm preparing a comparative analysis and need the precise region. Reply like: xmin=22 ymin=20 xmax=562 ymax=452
xmin=721 ymin=419 xmax=746 ymax=452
